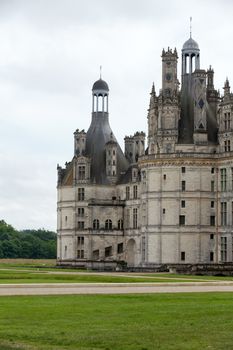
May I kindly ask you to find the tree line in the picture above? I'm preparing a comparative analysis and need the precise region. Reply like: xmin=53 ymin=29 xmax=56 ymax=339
xmin=0 ymin=220 xmax=56 ymax=259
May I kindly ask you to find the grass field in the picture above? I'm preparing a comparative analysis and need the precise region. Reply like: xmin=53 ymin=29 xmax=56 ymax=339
xmin=0 ymin=293 xmax=233 ymax=350
xmin=0 ymin=259 xmax=233 ymax=284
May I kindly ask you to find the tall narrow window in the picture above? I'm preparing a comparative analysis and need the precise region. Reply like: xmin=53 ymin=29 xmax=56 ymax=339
xmin=78 ymin=188 xmax=85 ymax=201
xmin=221 ymin=202 xmax=227 ymax=226
xmin=179 ymin=215 xmax=185 ymax=225
xmin=228 ymin=112 xmax=231 ymax=129
xmin=224 ymin=113 xmax=228 ymax=130
xmin=118 ymin=219 xmax=123 ymax=230
xmin=78 ymin=221 xmax=84 ymax=230
xmin=126 ymin=186 xmax=130 ymax=200
xmin=181 ymin=200 xmax=186 ymax=208
xmin=78 ymin=165 xmax=85 ymax=180
xmin=221 ymin=237 xmax=227 ymax=262
xmin=78 ymin=208 xmax=84 ymax=217
xmin=181 ymin=181 xmax=186 ymax=191
xmin=133 ymin=185 xmax=138 ymax=199
xmin=133 ymin=208 xmax=138 ymax=229
xmin=181 ymin=167 xmax=186 ymax=173
xmin=231 ymin=168 xmax=233 ymax=190
xmin=210 ymin=216 xmax=215 ymax=226
xmin=181 ymin=251 xmax=185 ymax=261
xmin=93 ymin=219 xmax=99 ymax=230
xmin=105 ymin=219 xmax=112 ymax=230
xmin=210 ymin=252 xmax=214 ymax=262
xmin=220 ymin=168 xmax=227 ymax=191
xmin=211 ymin=180 xmax=215 ymax=192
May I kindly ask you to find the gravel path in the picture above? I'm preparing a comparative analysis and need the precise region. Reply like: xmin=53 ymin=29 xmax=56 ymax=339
xmin=1 ymin=282 xmax=233 ymax=295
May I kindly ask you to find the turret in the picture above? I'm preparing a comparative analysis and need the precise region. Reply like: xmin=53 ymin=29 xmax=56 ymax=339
xmin=124 ymin=132 xmax=145 ymax=164
xmin=74 ymin=129 xmax=86 ymax=156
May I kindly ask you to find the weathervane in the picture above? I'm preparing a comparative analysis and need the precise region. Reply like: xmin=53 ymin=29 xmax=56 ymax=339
xmin=100 ymin=65 xmax=102 ymax=79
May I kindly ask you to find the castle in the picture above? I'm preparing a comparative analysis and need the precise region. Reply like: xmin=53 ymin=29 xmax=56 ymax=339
xmin=57 ymin=32 xmax=233 ymax=269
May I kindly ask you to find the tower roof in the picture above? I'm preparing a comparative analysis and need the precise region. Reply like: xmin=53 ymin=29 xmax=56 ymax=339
xmin=92 ymin=78 xmax=109 ymax=92
xmin=182 ymin=37 xmax=199 ymax=51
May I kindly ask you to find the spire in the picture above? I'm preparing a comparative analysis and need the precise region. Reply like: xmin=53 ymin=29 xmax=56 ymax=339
xmin=149 ymin=82 xmax=156 ymax=108
xmin=223 ymin=77 xmax=230 ymax=95
xmin=190 ymin=17 xmax=192 ymax=38
xmin=100 ymin=65 xmax=102 ymax=79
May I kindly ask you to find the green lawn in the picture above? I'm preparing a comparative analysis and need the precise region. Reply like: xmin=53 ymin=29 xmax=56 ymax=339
xmin=0 ymin=269 xmax=196 ymax=284
xmin=0 ymin=293 xmax=233 ymax=350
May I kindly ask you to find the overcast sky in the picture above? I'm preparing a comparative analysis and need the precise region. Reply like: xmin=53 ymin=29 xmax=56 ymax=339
xmin=1 ymin=0 xmax=233 ymax=231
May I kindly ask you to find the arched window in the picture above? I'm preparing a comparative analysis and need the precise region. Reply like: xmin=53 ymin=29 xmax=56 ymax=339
xmin=118 ymin=219 xmax=123 ymax=230
xmin=93 ymin=219 xmax=99 ymax=230
xmin=105 ymin=219 xmax=112 ymax=230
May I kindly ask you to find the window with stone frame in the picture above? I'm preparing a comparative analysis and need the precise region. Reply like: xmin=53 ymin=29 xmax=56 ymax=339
xmin=133 ymin=208 xmax=138 ymax=229
xmin=77 ymin=221 xmax=84 ymax=230
xmin=211 ymin=180 xmax=215 ymax=192
xmin=221 ymin=237 xmax=227 ymax=262
xmin=92 ymin=249 xmax=99 ymax=259
xmin=93 ymin=219 xmax=100 ymax=230
xmin=78 ymin=207 xmax=84 ymax=217
xmin=105 ymin=246 xmax=112 ymax=257
xmin=77 ymin=249 xmax=84 ymax=259
xmin=181 ymin=180 xmax=186 ymax=191
xmin=126 ymin=186 xmax=130 ymax=200
xmin=220 ymin=168 xmax=227 ymax=191
xmin=181 ymin=200 xmax=185 ymax=208
xmin=117 ymin=243 xmax=124 ymax=254
xmin=77 ymin=236 xmax=84 ymax=245
xmin=78 ymin=188 xmax=85 ymax=201
xmin=179 ymin=215 xmax=185 ymax=225
xmin=118 ymin=219 xmax=123 ymax=230
xmin=210 ymin=252 xmax=214 ymax=262
xmin=181 ymin=251 xmax=185 ymax=261
xmin=210 ymin=215 xmax=215 ymax=226
xmin=221 ymin=202 xmax=227 ymax=226
xmin=78 ymin=165 xmax=85 ymax=180
xmin=133 ymin=185 xmax=138 ymax=199
xmin=105 ymin=219 xmax=112 ymax=230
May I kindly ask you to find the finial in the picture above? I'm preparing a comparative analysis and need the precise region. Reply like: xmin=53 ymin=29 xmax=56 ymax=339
xmin=100 ymin=65 xmax=102 ymax=79
xmin=190 ymin=17 xmax=192 ymax=38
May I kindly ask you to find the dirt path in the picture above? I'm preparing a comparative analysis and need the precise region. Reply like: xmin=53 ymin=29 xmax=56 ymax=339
xmin=1 ymin=281 xmax=233 ymax=296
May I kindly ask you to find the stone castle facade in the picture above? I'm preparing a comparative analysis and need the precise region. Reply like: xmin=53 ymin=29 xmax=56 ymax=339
xmin=57 ymin=33 xmax=233 ymax=269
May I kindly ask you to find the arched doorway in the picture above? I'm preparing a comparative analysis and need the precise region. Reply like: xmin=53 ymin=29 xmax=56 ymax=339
xmin=126 ymin=239 xmax=136 ymax=266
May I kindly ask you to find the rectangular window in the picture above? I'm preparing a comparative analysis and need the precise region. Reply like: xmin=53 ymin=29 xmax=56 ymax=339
xmin=181 ymin=200 xmax=186 ymax=208
xmin=77 ymin=250 xmax=84 ymax=259
xmin=179 ymin=215 xmax=185 ymax=225
xmin=210 ymin=234 xmax=214 ymax=240
xmin=181 ymin=167 xmax=186 ymax=173
xmin=78 ymin=188 xmax=85 ymax=201
xmin=133 ymin=185 xmax=138 ymax=199
xmin=181 ymin=251 xmax=185 ymax=261
xmin=211 ymin=201 xmax=214 ymax=208
xmin=221 ymin=202 xmax=227 ymax=226
xmin=228 ymin=140 xmax=231 ymax=152
xmin=232 ymin=168 xmax=233 ymax=190
xmin=126 ymin=186 xmax=130 ymax=200
xmin=105 ymin=246 xmax=112 ymax=257
xmin=133 ymin=208 xmax=138 ymax=229
xmin=78 ymin=207 xmax=84 ymax=217
xmin=221 ymin=237 xmax=227 ymax=262
xmin=77 ymin=236 xmax=84 ymax=245
xmin=93 ymin=249 xmax=99 ymax=259
xmin=117 ymin=243 xmax=124 ymax=254
xmin=78 ymin=221 xmax=85 ymax=230
xmin=211 ymin=180 xmax=215 ymax=192
xmin=228 ymin=112 xmax=231 ymax=129
xmin=78 ymin=165 xmax=85 ymax=180
xmin=211 ymin=167 xmax=215 ymax=174
xmin=163 ymin=208 xmax=166 ymax=214
xmin=210 ymin=252 xmax=214 ymax=262
xmin=210 ymin=216 xmax=215 ymax=226
xmin=163 ymin=174 xmax=166 ymax=180
xmin=181 ymin=181 xmax=186 ymax=191
xmin=224 ymin=140 xmax=227 ymax=152
xmin=224 ymin=113 xmax=228 ymax=130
